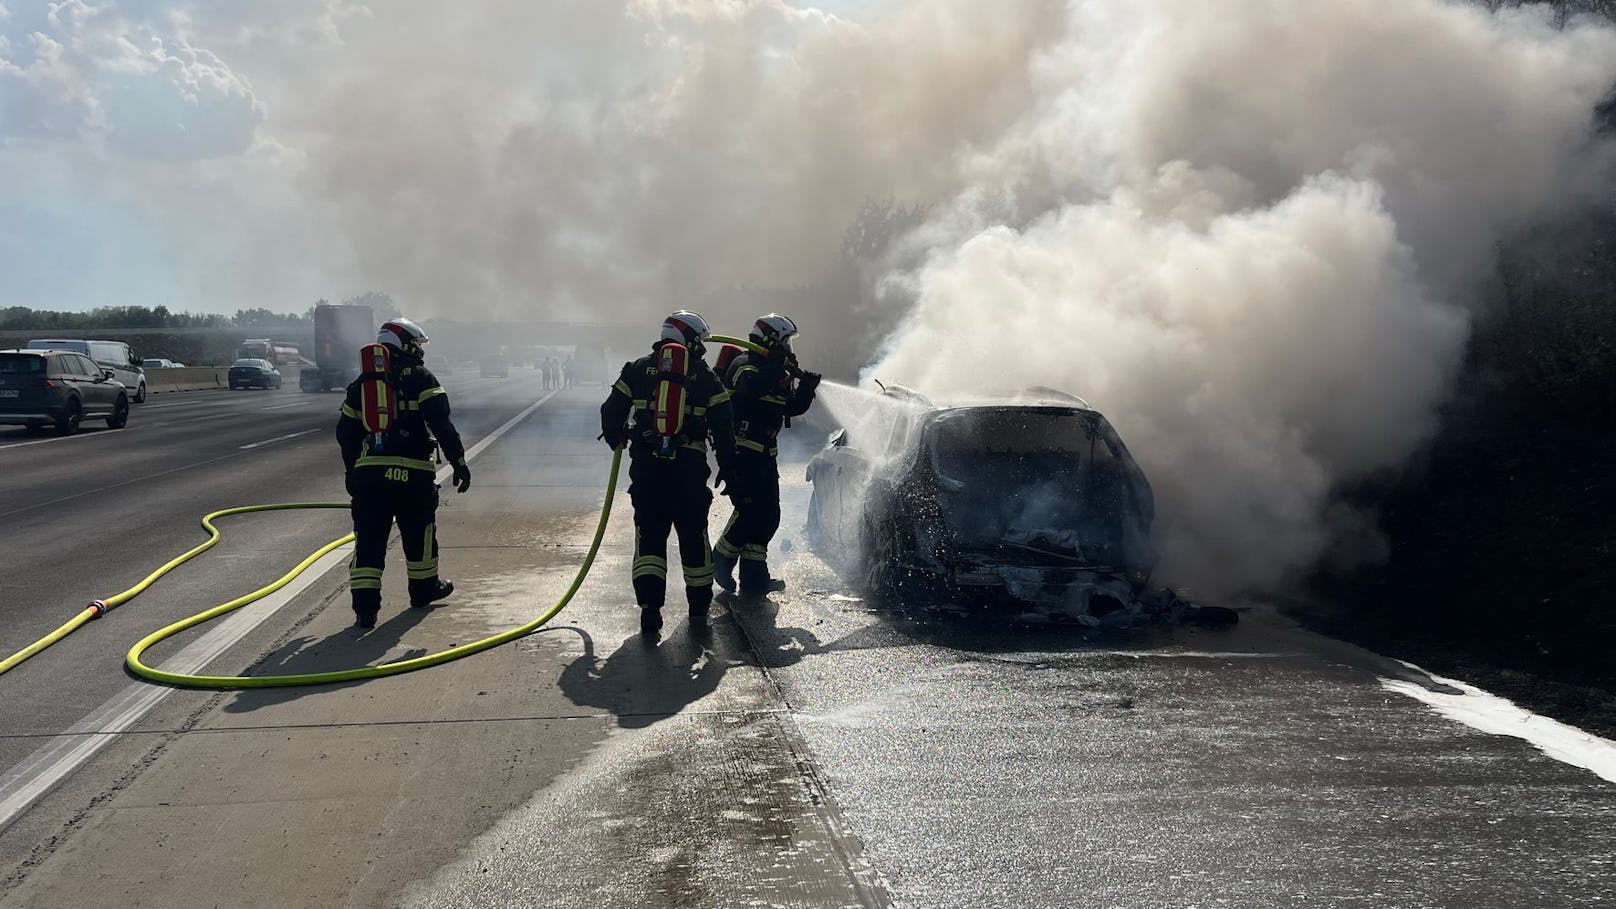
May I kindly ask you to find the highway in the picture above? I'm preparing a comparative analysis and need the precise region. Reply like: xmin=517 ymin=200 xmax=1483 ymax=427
xmin=0 ymin=371 xmax=537 ymax=771
xmin=1 ymin=370 xmax=1613 ymax=907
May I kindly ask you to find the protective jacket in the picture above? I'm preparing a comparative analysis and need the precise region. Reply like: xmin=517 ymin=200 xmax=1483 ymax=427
xmin=725 ymin=351 xmax=816 ymax=458
xmin=337 ymin=361 xmax=467 ymax=476
xmin=601 ymin=342 xmax=736 ymax=471
xmin=335 ymin=356 xmax=465 ymax=618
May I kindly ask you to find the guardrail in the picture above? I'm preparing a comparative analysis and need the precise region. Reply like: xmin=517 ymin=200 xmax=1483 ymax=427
xmin=144 ymin=367 xmax=228 ymax=394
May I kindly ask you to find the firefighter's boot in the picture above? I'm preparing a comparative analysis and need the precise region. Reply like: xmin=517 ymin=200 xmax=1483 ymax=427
xmin=352 ymin=590 xmax=382 ymax=630
xmin=712 ymin=548 xmax=738 ymax=594
xmin=640 ymin=604 xmax=664 ymax=635
xmin=410 ymin=578 xmax=455 ymax=609
xmin=737 ymin=551 xmax=783 ymax=602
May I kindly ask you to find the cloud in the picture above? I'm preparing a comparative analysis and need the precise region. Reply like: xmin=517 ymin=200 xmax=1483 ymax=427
xmin=0 ymin=0 xmax=263 ymax=160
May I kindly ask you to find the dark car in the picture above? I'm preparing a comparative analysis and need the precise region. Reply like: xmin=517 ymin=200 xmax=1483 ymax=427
xmin=0 ymin=349 xmax=130 ymax=435
xmin=229 ymin=358 xmax=282 ymax=389
xmin=806 ymin=387 xmax=1180 ymax=625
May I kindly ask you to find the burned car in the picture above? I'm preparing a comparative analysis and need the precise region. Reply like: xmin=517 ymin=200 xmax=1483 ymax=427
xmin=807 ymin=387 xmax=1217 ymax=625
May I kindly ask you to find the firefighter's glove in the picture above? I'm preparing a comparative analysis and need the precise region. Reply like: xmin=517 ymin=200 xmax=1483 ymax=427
xmin=452 ymin=462 xmax=472 ymax=494
xmin=797 ymin=371 xmax=822 ymax=393
xmin=602 ymin=427 xmax=628 ymax=451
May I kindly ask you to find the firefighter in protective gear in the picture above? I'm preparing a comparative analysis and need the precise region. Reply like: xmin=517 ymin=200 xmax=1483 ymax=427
xmin=714 ymin=314 xmax=821 ymax=600
xmin=600 ymin=310 xmax=736 ymax=635
xmin=336 ymin=317 xmax=472 ymax=629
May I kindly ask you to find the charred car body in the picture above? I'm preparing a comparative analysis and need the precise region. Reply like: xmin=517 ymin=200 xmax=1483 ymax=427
xmin=807 ymin=387 xmax=1221 ymax=625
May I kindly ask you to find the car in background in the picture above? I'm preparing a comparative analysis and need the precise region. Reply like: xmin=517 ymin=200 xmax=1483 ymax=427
xmin=805 ymin=386 xmax=1217 ymax=625
xmin=479 ymin=354 xmax=510 ymax=379
xmin=427 ymin=355 xmax=455 ymax=376
xmin=228 ymin=358 xmax=283 ymax=390
xmin=27 ymin=339 xmax=146 ymax=402
xmin=0 ymin=349 xmax=130 ymax=435
xmin=142 ymin=358 xmax=186 ymax=369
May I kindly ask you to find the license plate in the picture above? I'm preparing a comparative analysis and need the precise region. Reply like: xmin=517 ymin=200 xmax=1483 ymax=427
xmin=0 ymin=389 xmax=17 ymax=398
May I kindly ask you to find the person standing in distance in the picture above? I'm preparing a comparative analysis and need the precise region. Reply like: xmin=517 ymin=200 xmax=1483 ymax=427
xmin=599 ymin=311 xmax=736 ymax=635
xmin=336 ymin=318 xmax=472 ymax=629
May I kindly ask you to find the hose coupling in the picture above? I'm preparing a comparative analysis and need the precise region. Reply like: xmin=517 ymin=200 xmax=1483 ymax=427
xmin=87 ymin=600 xmax=109 ymax=619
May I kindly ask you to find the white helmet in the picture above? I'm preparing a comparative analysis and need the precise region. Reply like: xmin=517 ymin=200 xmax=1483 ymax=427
xmin=377 ymin=317 xmax=430 ymax=360
xmin=660 ymin=310 xmax=712 ymax=348
xmin=749 ymin=313 xmax=799 ymax=350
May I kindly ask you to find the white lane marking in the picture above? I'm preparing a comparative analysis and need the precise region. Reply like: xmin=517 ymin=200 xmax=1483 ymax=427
xmin=0 ymin=429 xmax=129 ymax=451
xmin=0 ymin=543 xmax=353 ymax=833
xmin=0 ymin=388 xmax=560 ymax=831
xmin=140 ymin=395 xmax=234 ymax=410
xmin=239 ymin=429 xmax=319 ymax=450
xmin=1381 ymin=664 xmax=1616 ymax=784
xmin=446 ymin=389 xmax=557 ymax=473
xmin=260 ymin=401 xmax=316 ymax=411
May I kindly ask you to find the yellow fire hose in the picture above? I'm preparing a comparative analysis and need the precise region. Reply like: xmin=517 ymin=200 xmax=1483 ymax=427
xmin=0 ymin=449 xmax=622 ymax=689
xmin=3 ymin=338 xmax=757 ymax=687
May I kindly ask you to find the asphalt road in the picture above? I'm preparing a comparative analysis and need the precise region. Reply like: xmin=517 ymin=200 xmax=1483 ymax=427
xmin=1 ymin=374 xmax=1613 ymax=907
xmin=0 ymin=367 xmax=541 ymax=773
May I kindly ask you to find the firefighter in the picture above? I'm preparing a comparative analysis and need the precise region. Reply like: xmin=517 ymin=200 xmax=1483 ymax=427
xmin=713 ymin=314 xmax=821 ymax=601
xmin=600 ymin=311 xmax=736 ymax=635
xmin=337 ymin=318 xmax=473 ymax=629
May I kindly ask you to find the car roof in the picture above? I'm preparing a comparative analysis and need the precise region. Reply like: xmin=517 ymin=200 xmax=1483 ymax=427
xmin=2 ymin=348 xmax=57 ymax=356
xmin=925 ymin=403 xmax=1102 ymax=425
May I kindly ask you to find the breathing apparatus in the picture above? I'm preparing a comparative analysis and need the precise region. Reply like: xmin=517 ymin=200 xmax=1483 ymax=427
xmin=644 ymin=310 xmax=711 ymax=457
xmin=357 ymin=342 xmax=397 ymax=454
xmin=650 ymin=341 xmax=691 ymax=458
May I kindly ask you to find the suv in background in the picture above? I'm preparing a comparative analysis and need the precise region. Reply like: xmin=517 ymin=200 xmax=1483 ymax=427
xmin=27 ymin=339 xmax=146 ymax=402
xmin=0 ymin=349 xmax=131 ymax=435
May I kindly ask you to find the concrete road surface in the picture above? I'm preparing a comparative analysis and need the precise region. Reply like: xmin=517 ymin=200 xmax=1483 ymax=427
xmin=1 ymin=379 xmax=1613 ymax=908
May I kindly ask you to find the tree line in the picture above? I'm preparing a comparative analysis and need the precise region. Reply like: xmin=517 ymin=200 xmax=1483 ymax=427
xmin=0 ymin=292 xmax=398 ymax=332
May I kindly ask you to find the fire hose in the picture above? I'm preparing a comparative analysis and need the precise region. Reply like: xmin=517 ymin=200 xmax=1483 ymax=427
xmin=4 ymin=337 xmax=764 ymax=687
xmin=0 ymin=448 xmax=622 ymax=689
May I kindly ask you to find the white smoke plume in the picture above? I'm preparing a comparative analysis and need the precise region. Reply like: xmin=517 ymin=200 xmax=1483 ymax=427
xmin=277 ymin=0 xmax=1066 ymax=318
xmin=867 ymin=1 xmax=1616 ymax=595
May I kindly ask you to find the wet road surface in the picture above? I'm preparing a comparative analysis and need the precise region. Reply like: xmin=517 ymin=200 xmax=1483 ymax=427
xmin=2 ymin=385 xmax=1613 ymax=907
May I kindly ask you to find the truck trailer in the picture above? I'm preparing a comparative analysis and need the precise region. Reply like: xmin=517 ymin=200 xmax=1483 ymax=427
xmin=299 ymin=304 xmax=374 ymax=392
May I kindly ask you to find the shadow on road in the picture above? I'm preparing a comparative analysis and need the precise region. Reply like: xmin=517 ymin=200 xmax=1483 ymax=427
xmin=556 ymin=622 xmax=741 ymax=729
xmin=724 ymin=593 xmax=911 ymax=670
xmin=220 ymin=605 xmax=433 ymax=713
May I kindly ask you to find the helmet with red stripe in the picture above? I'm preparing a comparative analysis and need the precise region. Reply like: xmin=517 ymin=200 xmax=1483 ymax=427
xmin=749 ymin=313 xmax=799 ymax=352
xmin=660 ymin=310 xmax=711 ymax=351
xmin=377 ymin=318 xmax=430 ymax=361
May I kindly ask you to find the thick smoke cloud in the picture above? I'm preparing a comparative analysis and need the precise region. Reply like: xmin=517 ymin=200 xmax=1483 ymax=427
xmin=869 ymin=0 xmax=1616 ymax=594
xmin=285 ymin=0 xmax=1065 ymax=318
